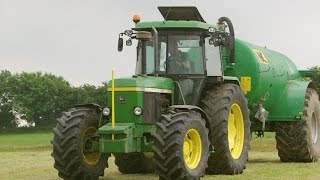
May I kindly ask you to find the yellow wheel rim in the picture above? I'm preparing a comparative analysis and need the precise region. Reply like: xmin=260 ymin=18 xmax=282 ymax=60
xmin=228 ymin=103 xmax=244 ymax=159
xmin=183 ymin=129 xmax=202 ymax=169
xmin=83 ymin=127 xmax=101 ymax=165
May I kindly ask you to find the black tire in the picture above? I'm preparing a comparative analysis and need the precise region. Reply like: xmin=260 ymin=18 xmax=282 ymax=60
xmin=114 ymin=153 xmax=154 ymax=174
xmin=201 ymin=83 xmax=250 ymax=175
xmin=275 ymin=88 xmax=320 ymax=162
xmin=153 ymin=110 xmax=209 ymax=180
xmin=51 ymin=107 xmax=109 ymax=180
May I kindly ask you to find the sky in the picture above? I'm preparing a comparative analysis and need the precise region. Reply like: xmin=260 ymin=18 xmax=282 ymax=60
xmin=1 ymin=0 xmax=320 ymax=86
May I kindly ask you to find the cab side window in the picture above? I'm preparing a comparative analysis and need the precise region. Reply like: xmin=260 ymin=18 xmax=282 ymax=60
xmin=205 ymin=38 xmax=222 ymax=76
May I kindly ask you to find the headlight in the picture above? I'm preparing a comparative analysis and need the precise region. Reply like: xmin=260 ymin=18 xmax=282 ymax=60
xmin=133 ymin=106 xmax=143 ymax=116
xmin=102 ymin=107 xmax=110 ymax=116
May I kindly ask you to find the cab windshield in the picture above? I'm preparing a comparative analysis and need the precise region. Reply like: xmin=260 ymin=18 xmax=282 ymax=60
xmin=135 ymin=33 xmax=204 ymax=75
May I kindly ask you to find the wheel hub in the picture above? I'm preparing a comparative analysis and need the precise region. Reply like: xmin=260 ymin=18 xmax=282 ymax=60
xmin=228 ymin=103 xmax=244 ymax=159
xmin=83 ymin=127 xmax=101 ymax=165
xmin=311 ymin=112 xmax=319 ymax=144
xmin=183 ymin=129 xmax=202 ymax=169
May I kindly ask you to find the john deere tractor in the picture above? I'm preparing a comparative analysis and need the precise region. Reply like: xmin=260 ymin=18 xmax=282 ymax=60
xmin=52 ymin=6 xmax=320 ymax=179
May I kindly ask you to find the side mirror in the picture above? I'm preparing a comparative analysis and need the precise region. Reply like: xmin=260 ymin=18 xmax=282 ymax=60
xmin=118 ymin=36 xmax=123 ymax=52
xmin=126 ymin=39 xmax=132 ymax=46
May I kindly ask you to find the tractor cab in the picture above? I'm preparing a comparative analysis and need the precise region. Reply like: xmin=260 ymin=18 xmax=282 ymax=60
xmin=118 ymin=6 xmax=232 ymax=105
xmin=135 ymin=32 xmax=211 ymax=105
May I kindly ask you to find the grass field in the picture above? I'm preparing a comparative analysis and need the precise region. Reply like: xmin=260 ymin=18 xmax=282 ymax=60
xmin=1 ymin=131 xmax=320 ymax=180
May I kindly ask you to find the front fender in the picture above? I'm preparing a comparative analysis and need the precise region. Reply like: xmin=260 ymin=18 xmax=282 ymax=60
xmin=169 ymin=105 xmax=209 ymax=125
xmin=74 ymin=103 xmax=103 ymax=112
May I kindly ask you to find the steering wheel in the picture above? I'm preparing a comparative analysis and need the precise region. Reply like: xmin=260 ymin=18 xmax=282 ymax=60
xmin=163 ymin=60 xmax=184 ymax=73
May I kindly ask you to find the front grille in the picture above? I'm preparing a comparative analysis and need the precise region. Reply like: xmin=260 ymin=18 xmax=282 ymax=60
xmin=143 ymin=92 xmax=162 ymax=123
xmin=161 ymin=93 xmax=170 ymax=109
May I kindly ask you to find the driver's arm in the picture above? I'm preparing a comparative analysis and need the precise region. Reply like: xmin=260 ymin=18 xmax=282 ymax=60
xmin=176 ymin=61 xmax=190 ymax=68
xmin=177 ymin=52 xmax=190 ymax=69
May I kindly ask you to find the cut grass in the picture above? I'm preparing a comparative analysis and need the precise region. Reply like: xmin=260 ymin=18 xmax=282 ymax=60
xmin=1 ymin=131 xmax=320 ymax=180
xmin=0 ymin=151 xmax=57 ymax=180
xmin=0 ymin=131 xmax=52 ymax=151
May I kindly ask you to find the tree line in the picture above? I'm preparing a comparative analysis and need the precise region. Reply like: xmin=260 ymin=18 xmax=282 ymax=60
xmin=0 ymin=70 xmax=107 ymax=128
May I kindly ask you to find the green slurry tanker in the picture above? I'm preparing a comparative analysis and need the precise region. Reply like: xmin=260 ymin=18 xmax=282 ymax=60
xmin=51 ymin=6 xmax=320 ymax=179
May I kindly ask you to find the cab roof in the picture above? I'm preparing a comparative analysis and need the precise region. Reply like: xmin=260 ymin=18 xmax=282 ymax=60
xmin=158 ymin=6 xmax=205 ymax=22
xmin=134 ymin=6 xmax=215 ymax=31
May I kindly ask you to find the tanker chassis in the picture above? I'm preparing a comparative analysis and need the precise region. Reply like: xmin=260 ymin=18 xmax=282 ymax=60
xmin=52 ymin=6 xmax=320 ymax=180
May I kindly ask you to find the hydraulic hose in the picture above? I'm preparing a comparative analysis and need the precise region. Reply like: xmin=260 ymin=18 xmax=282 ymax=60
xmin=218 ymin=17 xmax=235 ymax=65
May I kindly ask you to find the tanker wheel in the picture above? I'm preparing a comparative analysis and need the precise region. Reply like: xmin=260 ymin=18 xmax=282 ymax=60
xmin=153 ymin=110 xmax=209 ymax=179
xmin=201 ymin=83 xmax=250 ymax=175
xmin=275 ymin=88 xmax=320 ymax=162
xmin=113 ymin=152 xmax=154 ymax=174
xmin=51 ymin=107 xmax=109 ymax=180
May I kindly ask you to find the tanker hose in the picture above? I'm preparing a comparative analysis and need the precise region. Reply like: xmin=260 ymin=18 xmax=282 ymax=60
xmin=218 ymin=17 xmax=235 ymax=65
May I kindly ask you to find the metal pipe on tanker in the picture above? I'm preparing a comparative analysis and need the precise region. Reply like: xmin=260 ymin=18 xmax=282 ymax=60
xmin=218 ymin=17 xmax=235 ymax=65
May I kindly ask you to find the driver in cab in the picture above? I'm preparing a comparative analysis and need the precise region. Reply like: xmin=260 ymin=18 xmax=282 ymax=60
xmin=167 ymin=41 xmax=191 ymax=74
xmin=167 ymin=40 xmax=194 ymax=99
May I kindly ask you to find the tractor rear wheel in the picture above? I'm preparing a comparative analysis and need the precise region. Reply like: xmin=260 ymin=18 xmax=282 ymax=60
xmin=275 ymin=88 xmax=320 ymax=162
xmin=114 ymin=153 xmax=154 ymax=173
xmin=51 ymin=107 xmax=109 ymax=180
xmin=201 ymin=83 xmax=250 ymax=174
xmin=153 ymin=110 xmax=209 ymax=179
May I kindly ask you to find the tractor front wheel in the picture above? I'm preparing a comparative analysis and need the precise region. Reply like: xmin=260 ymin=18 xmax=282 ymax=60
xmin=51 ymin=107 xmax=109 ymax=179
xmin=114 ymin=152 xmax=154 ymax=173
xmin=276 ymin=88 xmax=320 ymax=162
xmin=153 ymin=110 xmax=209 ymax=179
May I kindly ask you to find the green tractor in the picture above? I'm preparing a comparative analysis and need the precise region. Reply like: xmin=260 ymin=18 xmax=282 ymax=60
xmin=51 ymin=6 xmax=320 ymax=179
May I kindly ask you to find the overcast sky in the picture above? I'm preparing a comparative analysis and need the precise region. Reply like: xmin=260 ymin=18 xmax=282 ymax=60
xmin=1 ymin=0 xmax=320 ymax=86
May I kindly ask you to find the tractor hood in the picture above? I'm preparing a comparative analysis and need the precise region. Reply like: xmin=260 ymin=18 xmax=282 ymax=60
xmin=107 ymin=76 xmax=173 ymax=93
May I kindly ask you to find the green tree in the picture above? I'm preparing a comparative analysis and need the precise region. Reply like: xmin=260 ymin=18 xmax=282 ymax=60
xmin=5 ymin=72 xmax=74 ymax=127
xmin=73 ymin=83 xmax=107 ymax=106
xmin=0 ymin=70 xmax=108 ymax=128
xmin=0 ymin=70 xmax=16 ymax=128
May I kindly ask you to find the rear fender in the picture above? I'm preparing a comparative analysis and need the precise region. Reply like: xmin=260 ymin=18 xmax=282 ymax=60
xmin=268 ymin=80 xmax=314 ymax=121
xmin=223 ymin=76 xmax=240 ymax=85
